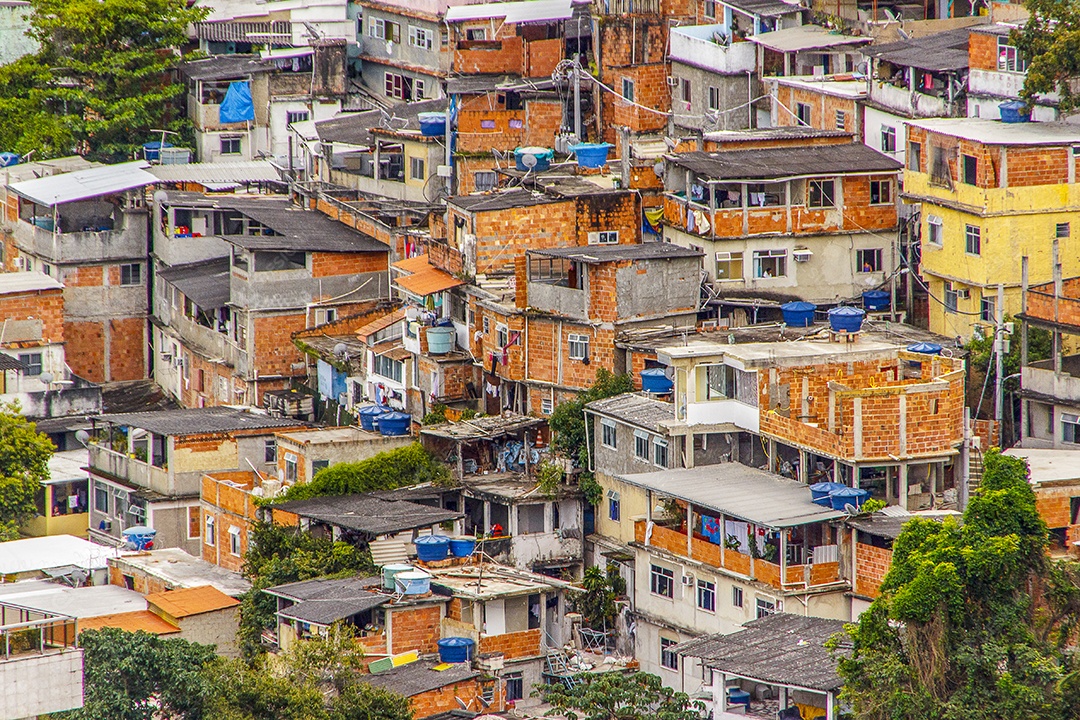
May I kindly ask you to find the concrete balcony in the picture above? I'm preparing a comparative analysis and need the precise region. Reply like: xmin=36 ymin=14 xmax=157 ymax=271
xmin=868 ymin=81 xmax=949 ymax=117
xmin=670 ymin=26 xmax=757 ymax=75
xmin=12 ymin=213 xmax=147 ymax=264
xmin=88 ymin=444 xmax=172 ymax=497
xmin=1024 ymin=358 xmax=1080 ymax=406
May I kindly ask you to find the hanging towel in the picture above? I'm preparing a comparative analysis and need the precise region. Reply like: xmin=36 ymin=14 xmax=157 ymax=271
xmin=692 ymin=209 xmax=711 ymax=235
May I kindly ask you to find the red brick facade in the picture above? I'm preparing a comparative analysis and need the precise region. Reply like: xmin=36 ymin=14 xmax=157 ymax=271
xmin=854 ymin=542 xmax=892 ymax=598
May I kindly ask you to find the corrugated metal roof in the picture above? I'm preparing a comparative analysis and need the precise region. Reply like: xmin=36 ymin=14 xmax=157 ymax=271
xmin=358 ymin=658 xmax=478 ymax=697
xmin=92 ymin=407 xmax=306 ymax=436
xmin=587 ymin=393 xmax=675 ymax=432
xmin=78 ymin=610 xmax=180 ymax=635
xmin=668 ymin=143 xmax=901 ymax=181
xmin=747 ymin=25 xmax=871 ymax=52
xmin=10 ymin=161 xmax=157 ymax=207
xmin=272 ymin=494 xmax=464 ymax=536
xmin=156 ymin=257 xmax=230 ymax=310
xmin=446 ymin=0 xmax=572 ymax=24
xmin=615 ymin=464 xmax=845 ymax=528
xmin=0 ymin=271 xmax=64 ymax=294
xmin=529 ymin=242 xmax=703 ymax=264
xmin=146 ymin=585 xmax=239 ymax=618
xmin=147 ymin=161 xmax=282 ymax=185
xmin=0 ymin=353 xmax=28 ymax=373
xmin=865 ymin=27 xmax=972 ymax=72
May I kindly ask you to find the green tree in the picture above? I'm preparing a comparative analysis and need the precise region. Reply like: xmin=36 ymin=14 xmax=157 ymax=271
xmin=548 ymin=369 xmax=634 ymax=505
xmin=965 ymin=316 xmax=1052 ymax=385
xmin=0 ymin=403 xmax=55 ymax=540
xmin=570 ymin=564 xmax=626 ymax=632
xmin=70 ymin=628 xmax=218 ymax=720
xmin=537 ymin=671 xmax=703 ymax=720
xmin=1014 ymin=0 xmax=1080 ymax=112
xmin=279 ymin=443 xmax=450 ymax=503
xmin=0 ymin=0 xmax=205 ymax=161
xmin=836 ymin=450 xmax=1070 ymax=720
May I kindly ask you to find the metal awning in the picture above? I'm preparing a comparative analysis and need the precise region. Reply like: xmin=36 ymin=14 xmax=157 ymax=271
xmin=446 ymin=0 xmax=572 ymax=24
xmin=10 ymin=161 xmax=157 ymax=207
xmin=260 ymin=47 xmax=314 ymax=61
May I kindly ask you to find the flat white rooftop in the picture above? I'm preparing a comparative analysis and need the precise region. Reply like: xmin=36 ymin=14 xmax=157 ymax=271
xmin=905 ymin=118 xmax=1080 ymax=145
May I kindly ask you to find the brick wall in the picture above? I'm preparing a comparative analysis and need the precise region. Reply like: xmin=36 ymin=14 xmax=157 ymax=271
xmin=968 ymin=32 xmax=997 ymax=71
xmin=702 ymin=134 xmax=853 ymax=152
xmin=389 ymin=604 xmax=444 ymax=655
xmin=1034 ymin=484 xmax=1080 ymax=529
xmin=108 ymin=563 xmax=171 ymax=596
xmin=1006 ymin=145 xmax=1071 ymax=188
xmin=478 ymin=627 xmax=541 ymax=659
xmin=64 ymin=320 xmax=106 ymax=382
xmin=252 ymin=312 xmax=309 ymax=383
xmin=773 ymin=85 xmax=859 ymax=134
xmin=854 ymin=542 xmax=892 ymax=598
xmin=108 ymin=316 xmax=146 ymax=381
xmin=409 ymin=677 xmax=502 ymax=718
xmin=595 ymin=17 xmax=674 ymax=139
xmin=310 ymin=251 xmax=387 ymax=278
xmin=1026 ymin=278 xmax=1080 ymax=328
xmin=61 ymin=266 xmax=104 ymax=287
xmin=0 ymin=287 xmax=64 ymax=344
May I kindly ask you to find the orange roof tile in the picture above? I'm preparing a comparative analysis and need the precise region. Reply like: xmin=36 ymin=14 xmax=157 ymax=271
xmin=79 ymin=611 xmax=180 ymax=635
xmin=356 ymin=308 xmax=406 ymax=341
xmin=392 ymin=255 xmax=463 ymax=298
xmin=392 ymin=253 xmax=435 ymax=274
xmin=145 ymin=585 xmax=240 ymax=618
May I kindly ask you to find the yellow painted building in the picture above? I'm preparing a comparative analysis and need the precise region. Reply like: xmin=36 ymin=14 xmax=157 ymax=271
xmin=903 ymin=118 xmax=1080 ymax=338
xmin=22 ymin=450 xmax=89 ymax=538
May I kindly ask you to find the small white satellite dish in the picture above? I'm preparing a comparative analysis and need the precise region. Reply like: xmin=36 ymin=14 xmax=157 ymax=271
xmin=663 ymin=136 xmax=677 ymax=151
xmin=520 ymin=153 xmax=538 ymax=170
xmin=75 ymin=430 xmax=90 ymax=445
xmin=653 ymin=161 xmax=665 ymax=177
xmin=333 ymin=342 xmax=348 ymax=357
xmin=39 ymin=371 xmax=54 ymax=385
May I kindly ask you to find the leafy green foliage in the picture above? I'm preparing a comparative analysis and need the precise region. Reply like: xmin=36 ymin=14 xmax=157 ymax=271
xmin=965 ymin=317 xmax=1051 ymax=385
xmin=0 ymin=403 xmax=55 ymax=540
xmin=1014 ymin=0 xmax=1080 ymax=112
xmin=536 ymin=460 xmax=565 ymax=498
xmin=238 ymin=522 xmax=376 ymax=660
xmin=68 ymin=628 xmax=218 ymax=720
xmin=0 ymin=0 xmax=205 ymax=160
xmin=571 ymin=564 xmax=626 ymax=632
xmin=537 ymin=671 xmax=703 ymax=720
xmin=422 ymin=404 xmax=448 ymax=425
xmin=278 ymin=443 xmax=449 ymax=503
xmin=836 ymin=449 xmax=1073 ymax=720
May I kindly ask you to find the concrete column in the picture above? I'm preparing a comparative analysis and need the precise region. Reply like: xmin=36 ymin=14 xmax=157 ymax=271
xmin=798 ymin=449 xmax=808 ymax=484
xmin=898 ymin=463 xmax=909 ymax=511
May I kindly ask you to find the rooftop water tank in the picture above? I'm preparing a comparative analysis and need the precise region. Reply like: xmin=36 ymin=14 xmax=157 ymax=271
xmin=640 ymin=368 xmax=674 ymax=393
xmin=382 ymin=563 xmax=414 ymax=590
xmin=828 ymin=306 xmax=865 ymax=333
xmin=906 ymin=342 xmax=943 ymax=355
xmin=828 ymin=487 xmax=871 ymax=512
xmin=426 ymin=326 xmax=455 ymax=355
xmin=515 ymin=147 xmax=553 ymax=172
xmin=122 ymin=525 xmax=157 ymax=551
xmin=395 ymin=570 xmax=431 ymax=595
xmin=809 ymin=482 xmax=847 ymax=507
xmin=781 ymin=301 xmax=817 ymax=327
xmin=570 ymin=143 xmax=613 ymax=169
xmin=437 ymin=637 xmax=475 ymax=663
xmin=862 ymin=290 xmax=890 ymax=311
xmin=142 ymin=141 xmax=174 ymax=162
xmin=414 ymin=534 xmax=450 ymax=562
xmin=358 ymin=404 xmax=390 ymax=432
xmin=999 ymin=100 xmax=1031 ymax=124
xmin=0 ymin=152 xmax=20 ymax=168
xmin=418 ymin=112 xmax=447 ymax=137
xmin=378 ymin=412 xmax=411 ymax=437
xmin=448 ymin=537 xmax=476 ymax=558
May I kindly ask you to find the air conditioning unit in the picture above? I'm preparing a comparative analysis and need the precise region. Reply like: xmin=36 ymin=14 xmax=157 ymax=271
xmin=792 ymin=249 xmax=813 ymax=263
xmin=667 ymin=76 xmax=679 ymax=87
xmin=12 ymin=257 xmax=26 ymax=270
xmin=161 ymin=352 xmax=173 ymax=362
xmin=681 ymin=572 xmax=695 ymax=586
xmin=99 ymin=519 xmax=112 ymax=531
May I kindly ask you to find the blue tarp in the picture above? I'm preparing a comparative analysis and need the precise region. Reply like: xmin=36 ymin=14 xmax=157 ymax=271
xmin=219 ymin=81 xmax=255 ymax=124
xmin=317 ymin=359 xmax=347 ymax=402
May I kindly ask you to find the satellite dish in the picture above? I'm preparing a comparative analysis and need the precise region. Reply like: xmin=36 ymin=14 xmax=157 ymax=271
xmin=663 ymin=137 xmax=677 ymax=151
xmin=653 ymin=161 xmax=665 ymax=177
xmin=75 ymin=430 xmax=90 ymax=445
xmin=39 ymin=371 xmax=54 ymax=385
xmin=153 ymin=190 xmax=168 ymax=205
xmin=520 ymin=153 xmax=538 ymax=170
xmin=333 ymin=342 xmax=348 ymax=357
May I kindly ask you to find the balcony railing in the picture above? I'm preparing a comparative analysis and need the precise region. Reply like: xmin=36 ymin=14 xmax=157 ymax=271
xmin=88 ymin=444 xmax=172 ymax=497
xmin=670 ymin=27 xmax=756 ymax=75
xmin=634 ymin=519 xmax=841 ymax=591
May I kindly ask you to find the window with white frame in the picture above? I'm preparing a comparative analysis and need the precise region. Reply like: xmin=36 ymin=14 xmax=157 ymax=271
xmin=590 ymin=230 xmax=618 ymax=245
xmin=660 ymin=637 xmax=679 ymax=670
xmin=651 ymin=564 xmax=674 ymax=598
xmin=715 ymin=251 xmax=743 ymax=281
xmin=568 ymin=334 xmax=589 ymax=361
xmin=732 ymin=586 xmax=744 ymax=608
xmin=284 ymin=453 xmax=298 ymax=483
xmin=465 ymin=27 xmax=486 ymax=40
xmin=753 ymin=249 xmax=787 ymax=278
xmin=796 ymin=102 xmax=811 ymax=125
xmin=634 ymin=430 xmax=650 ymax=460
xmin=94 ymin=482 xmax=110 ymax=515
xmin=926 ymin=215 xmax=943 ymax=246
xmin=621 ymin=78 xmax=635 ymax=102
xmin=409 ymin=25 xmax=433 ymax=50
xmin=229 ymin=526 xmax=241 ymax=556
xmin=608 ymin=490 xmax=620 ymax=521
xmin=756 ymin=596 xmax=776 ymax=618
xmin=373 ymin=354 xmax=404 ymax=383
xmin=220 ymin=137 xmax=241 ymax=155
xmin=370 ymin=18 xmax=400 ymax=42
xmin=697 ymin=579 xmax=715 ymax=612
xmin=1064 ymin=413 xmax=1080 ymax=444
xmin=264 ymin=438 xmax=277 ymax=463
xmin=870 ymin=179 xmax=892 ymax=205
xmin=981 ymin=295 xmax=995 ymax=323
xmin=653 ymin=437 xmax=668 ymax=467
xmin=857 ymin=248 xmax=882 ymax=273
xmin=705 ymin=363 xmax=735 ymax=400
xmin=286 ymin=110 xmax=310 ymax=125
xmin=314 ymin=307 xmax=337 ymax=326
xmin=410 ymin=156 xmax=426 ymax=180
xmin=944 ymin=282 xmax=958 ymax=314
xmin=703 ymin=0 xmax=716 ymax=18
xmin=881 ymin=125 xmax=896 ymax=153
xmin=808 ymin=179 xmax=836 ymax=208
xmin=601 ymin=419 xmax=617 ymax=448
xmin=205 ymin=515 xmax=216 ymax=546
xmin=998 ymin=36 xmax=1028 ymax=73
xmin=540 ymin=397 xmax=553 ymax=415
xmin=495 ymin=323 xmax=508 ymax=349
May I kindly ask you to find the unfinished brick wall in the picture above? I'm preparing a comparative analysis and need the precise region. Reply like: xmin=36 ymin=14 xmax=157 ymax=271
xmin=0 ymin=286 xmax=64 ymax=344
xmin=389 ymin=604 xmax=444 ymax=655
xmin=595 ymin=16 xmax=674 ymax=139
xmin=310 ymin=251 xmax=388 ymax=278
xmin=109 ymin=316 xmax=147 ymax=381
xmin=1034 ymin=484 xmax=1080 ymax=529
xmin=108 ymin=563 xmax=172 ymax=596
xmin=968 ymin=31 xmax=998 ymax=71
xmin=478 ymin=627 xmax=542 ymax=659
xmin=1026 ymin=278 xmax=1080 ymax=328
xmin=409 ymin=677 xmax=502 ymax=718
xmin=1006 ymin=145 xmax=1072 ymax=188
xmin=64 ymin=320 xmax=106 ymax=382
xmin=773 ymin=85 xmax=859 ymax=133
xmin=252 ymin=312 xmax=309 ymax=382
xmin=854 ymin=542 xmax=892 ymax=598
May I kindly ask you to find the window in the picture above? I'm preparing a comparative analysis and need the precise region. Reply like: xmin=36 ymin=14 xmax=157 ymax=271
xmin=314 ymin=307 xmax=337 ymax=326
xmin=255 ymin=251 xmax=306 ymax=272
xmin=732 ymin=586 xmax=744 ymax=608
xmin=835 ymin=109 xmax=846 ymax=130
xmin=634 ymin=430 xmax=650 ymax=460
xmin=371 ymin=18 xmax=400 ymax=42
xmin=965 ymin=224 xmax=982 ymax=255
xmin=286 ymin=110 xmax=310 ymax=125
xmin=796 ymin=102 xmax=811 ymax=126
xmin=518 ymin=504 xmax=545 ymax=534
xmin=753 ymin=249 xmax=787 ymax=278
xmin=927 ymin=215 xmax=943 ymax=246
xmin=608 ymin=490 xmax=620 ymax=521
xmin=857 ymin=248 xmax=882 ymax=273
xmin=697 ymin=579 xmax=716 ymax=612
xmin=651 ymin=564 xmax=674 ymax=598
xmin=372 ymin=354 xmax=404 ymax=383
xmin=370 ymin=17 xmax=385 ymax=38
xmin=660 ymin=637 xmax=679 ymax=670
xmin=188 ymin=507 xmax=201 ymax=539
xmin=568 ymin=334 xmax=589 ymax=361
xmin=465 ymin=27 xmax=486 ymax=41
xmin=505 ymin=673 xmax=524 ymax=701
xmin=284 ymin=453 xmax=298 ymax=483
xmin=474 ymin=171 xmax=496 ymax=192
xmin=220 ymin=137 xmax=241 ymax=155
xmin=961 ymin=154 xmax=978 ymax=185
xmin=808 ymin=179 xmax=836 ymax=208
xmin=756 ymin=597 xmax=776 ymax=618
xmin=601 ymin=419 xmax=617 ymax=449
xmin=715 ymin=251 xmax=743 ymax=281
xmin=981 ymin=295 xmax=995 ymax=323
xmin=881 ymin=125 xmax=896 ymax=153
xmin=385 ymin=72 xmax=405 ymax=99
xmin=312 ymin=460 xmax=329 ymax=475
xmin=680 ymin=78 xmax=691 ymax=104
xmin=413 ymin=79 xmax=426 ymax=99
xmin=229 ymin=526 xmax=242 ymax=556
xmin=944 ymin=282 xmax=958 ymax=314
xmin=205 ymin=515 xmax=216 ymax=546
xmin=1064 ymin=413 xmax=1080 ymax=444
xmin=621 ymin=78 xmax=635 ymax=102
xmin=120 ymin=263 xmax=142 ymax=286
xmin=94 ymin=482 xmax=110 ymax=515
xmin=908 ymin=141 xmax=922 ymax=172
xmin=703 ymin=0 xmax=716 ymax=18
xmin=590 ymin=230 xmax=619 ymax=245
xmin=264 ymin=439 xmax=277 ymax=464
xmin=482 ymin=316 xmax=490 ymax=334
xmin=496 ymin=323 xmax=508 ymax=349
xmin=410 ymin=156 xmax=426 ymax=180
xmin=540 ymin=398 xmax=553 ymax=415
xmin=708 ymin=86 xmax=721 ymax=111
xmin=870 ymin=179 xmax=892 ymax=205
xmin=705 ymin=364 xmax=735 ymax=400
xmin=18 ymin=352 xmax=42 ymax=376
xmin=1058 ymin=222 xmax=1071 ymax=239
xmin=409 ymin=25 xmax=433 ymax=50
xmin=998 ymin=36 xmax=1028 ymax=72
xmin=653 ymin=437 xmax=668 ymax=468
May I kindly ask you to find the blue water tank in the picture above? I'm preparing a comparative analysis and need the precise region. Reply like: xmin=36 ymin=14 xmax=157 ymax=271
xmin=571 ymin=143 xmax=613 ymax=168
xmin=862 ymin=290 xmax=890 ymax=311
xmin=142 ymin=141 xmax=173 ymax=161
xmin=358 ymin=404 xmax=390 ymax=432
xmin=640 ymin=368 xmax=673 ymax=393
xmin=907 ymin=342 xmax=943 ymax=355
xmin=0 ymin=152 xmax=20 ymax=168
xmin=414 ymin=535 xmax=450 ymax=562
xmin=828 ymin=487 xmax=870 ymax=511
xmin=809 ymin=482 xmax=847 ymax=507
xmin=781 ymin=301 xmax=817 ymax=327
xmin=828 ymin=306 xmax=865 ymax=333
xmin=122 ymin=525 xmax=157 ymax=550
xmin=418 ymin=112 xmax=447 ymax=137
xmin=448 ymin=537 xmax=476 ymax=558
xmin=426 ymin=326 xmax=455 ymax=355
xmin=515 ymin=147 xmax=554 ymax=172
xmin=378 ymin=412 xmax=411 ymax=436
xmin=999 ymin=100 xmax=1031 ymax=123
xmin=438 ymin=637 xmax=475 ymax=663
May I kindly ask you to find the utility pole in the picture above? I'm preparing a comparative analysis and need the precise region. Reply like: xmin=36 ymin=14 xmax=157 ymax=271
xmin=573 ymin=55 xmax=582 ymax=140
xmin=994 ymin=282 xmax=1005 ymax=431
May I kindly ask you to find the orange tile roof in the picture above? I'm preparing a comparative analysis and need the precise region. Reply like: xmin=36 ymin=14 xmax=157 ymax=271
xmin=392 ymin=254 xmax=463 ymax=298
xmin=145 ymin=585 xmax=240 ymax=619
xmin=79 ymin=611 xmax=180 ymax=635
xmin=356 ymin=308 xmax=406 ymax=341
